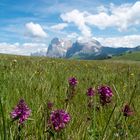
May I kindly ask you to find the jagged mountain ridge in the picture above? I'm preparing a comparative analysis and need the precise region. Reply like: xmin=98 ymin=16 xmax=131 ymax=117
xmin=66 ymin=39 xmax=102 ymax=58
xmin=31 ymin=37 xmax=140 ymax=59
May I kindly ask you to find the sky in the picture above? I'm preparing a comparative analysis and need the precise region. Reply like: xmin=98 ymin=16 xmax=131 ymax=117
xmin=0 ymin=0 xmax=140 ymax=55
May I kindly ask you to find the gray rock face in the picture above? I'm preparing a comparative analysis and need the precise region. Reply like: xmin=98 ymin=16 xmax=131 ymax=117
xmin=66 ymin=38 xmax=102 ymax=58
xmin=46 ymin=37 xmax=72 ymax=57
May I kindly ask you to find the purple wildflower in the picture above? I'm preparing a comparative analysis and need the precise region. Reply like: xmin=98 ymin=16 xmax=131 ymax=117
xmin=87 ymin=88 xmax=95 ymax=96
xmin=122 ymin=104 xmax=134 ymax=117
xmin=86 ymin=88 xmax=95 ymax=109
xmin=98 ymin=86 xmax=113 ymax=97
xmin=68 ymin=77 xmax=78 ymax=87
xmin=48 ymin=109 xmax=70 ymax=131
xmin=98 ymin=86 xmax=113 ymax=105
xmin=10 ymin=99 xmax=31 ymax=124
xmin=47 ymin=101 xmax=53 ymax=110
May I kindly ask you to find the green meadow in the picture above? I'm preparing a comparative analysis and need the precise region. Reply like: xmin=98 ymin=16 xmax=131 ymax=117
xmin=112 ymin=51 xmax=140 ymax=61
xmin=0 ymin=54 xmax=140 ymax=140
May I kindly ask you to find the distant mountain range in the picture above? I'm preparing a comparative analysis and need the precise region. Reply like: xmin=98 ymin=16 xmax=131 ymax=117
xmin=31 ymin=37 xmax=140 ymax=60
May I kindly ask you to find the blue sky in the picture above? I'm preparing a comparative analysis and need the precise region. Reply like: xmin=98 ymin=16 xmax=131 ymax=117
xmin=0 ymin=0 xmax=140 ymax=55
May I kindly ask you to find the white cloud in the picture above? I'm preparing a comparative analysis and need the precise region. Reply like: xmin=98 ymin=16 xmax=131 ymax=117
xmin=0 ymin=42 xmax=47 ymax=55
xmin=95 ymin=35 xmax=140 ymax=48
xmin=51 ymin=23 xmax=68 ymax=31
xmin=86 ymin=1 xmax=140 ymax=31
xmin=61 ymin=9 xmax=92 ymax=37
xmin=67 ymin=32 xmax=79 ymax=39
xmin=61 ymin=1 xmax=140 ymax=33
xmin=25 ymin=22 xmax=47 ymax=38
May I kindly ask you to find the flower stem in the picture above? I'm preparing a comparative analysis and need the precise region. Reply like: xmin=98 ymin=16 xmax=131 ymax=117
xmin=102 ymin=103 xmax=116 ymax=140
xmin=0 ymin=97 xmax=7 ymax=140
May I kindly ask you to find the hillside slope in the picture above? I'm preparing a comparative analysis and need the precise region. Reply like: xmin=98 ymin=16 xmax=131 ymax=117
xmin=112 ymin=51 xmax=140 ymax=61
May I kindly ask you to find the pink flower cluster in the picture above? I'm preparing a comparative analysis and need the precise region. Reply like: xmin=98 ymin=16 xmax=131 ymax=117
xmin=98 ymin=86 xmax=113 ymax=105
xmin=48 ymin=109 xmax=70 ymax=131
xmin=68 ymin=77 xmax=78 ymax=87
xmin=11 ymin=99 xmax=31 ymax=124
xmin=122 ymin=104 xmax=134 ymax=117
xmin=86 ymin=88 xmax=95 ymax=96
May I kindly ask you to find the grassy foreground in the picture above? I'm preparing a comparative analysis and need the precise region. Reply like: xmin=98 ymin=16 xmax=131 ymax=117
xmin=0 ymin=54 xmax=140 ymax=140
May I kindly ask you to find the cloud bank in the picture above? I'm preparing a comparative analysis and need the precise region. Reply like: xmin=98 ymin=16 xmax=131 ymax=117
xmin=95 ymin=35 xmax=140 ymax=48
xmin=61 ymin=1 xmax=140 ymax=35
xmin=25 ymin=22 xmax=47 ymax=38
xmin=61 ymin=9 xmax=92 ymax=37
xmin=0 ymin=42 xmax=47 ymax=55
xmin=51 ymin=23 xmax=68 ymax=31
